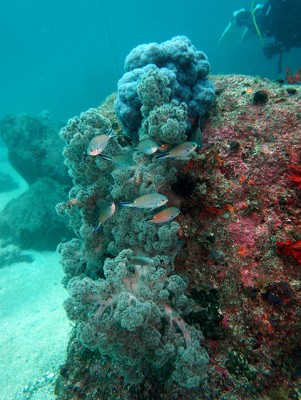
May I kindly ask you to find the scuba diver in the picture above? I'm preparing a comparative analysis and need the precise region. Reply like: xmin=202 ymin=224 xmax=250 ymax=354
xmin=219 ymin=0 xmax=301 ymax=69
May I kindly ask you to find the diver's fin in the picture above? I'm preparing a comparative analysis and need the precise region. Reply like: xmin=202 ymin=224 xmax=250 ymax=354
xmin=240 ymin=26 xmax=257 ymax=42
xmin=218 ymin=19 xmax=244 ymax=49
xmin=218 ymin=8 xmax=258 ymax=49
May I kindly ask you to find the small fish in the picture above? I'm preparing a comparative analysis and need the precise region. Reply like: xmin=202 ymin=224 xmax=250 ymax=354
xmin=130 ymin=255 xmax=154 ymax=266
xmin=100 ymin=154 xmax=136 ymax=169
xmin=120 ymin=193 xmax=168 ymax=209
xmin=145 ymin=207 xmax=180 ymax=223
xmin=156 ymin=142 xmax=198 ymax=160
xmin=157 ymin=143 xmax=172 ymax=152
xmin=137 ymin=139 xmax=158 ymax=155
xmin=86 ymin=129 xmax=115 ymax=156
xmin=93 ymin=202 xmax=115 ymax=232
xmin=191 ymin=127 xmax=202 ymax=147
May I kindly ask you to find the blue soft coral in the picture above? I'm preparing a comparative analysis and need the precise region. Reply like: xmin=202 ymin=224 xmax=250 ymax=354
xmin=114 ymin=35 xmax=215 ymax=140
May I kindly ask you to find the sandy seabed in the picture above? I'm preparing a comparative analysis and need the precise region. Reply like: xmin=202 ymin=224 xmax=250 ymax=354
xmin=0 ymin=145 xmax=71 ymax=399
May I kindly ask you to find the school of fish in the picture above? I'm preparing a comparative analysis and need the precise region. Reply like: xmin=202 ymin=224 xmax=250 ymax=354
xmin=86 ymin=131 xmax=199 ymax=229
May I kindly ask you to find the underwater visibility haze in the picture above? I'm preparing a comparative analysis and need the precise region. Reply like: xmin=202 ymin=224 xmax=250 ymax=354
xmin=1 ymin=0 xmax=300 ymax=121
xmin=0 ymin=1 xmax=301 ymax=399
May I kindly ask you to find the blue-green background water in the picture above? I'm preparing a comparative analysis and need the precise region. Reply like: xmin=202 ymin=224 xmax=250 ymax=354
xmin=1 ymin=0 xmax=300 ymax=121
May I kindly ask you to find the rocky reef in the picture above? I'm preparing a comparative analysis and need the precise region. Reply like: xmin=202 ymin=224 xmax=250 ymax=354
xmin=175 ymin=74 xmax=301 ymax=399
xmin=0 ymin=112 xmax=73 ymax=250
xmin=56 ymin=38 xmax=301 ymax=399
xmin=0 ymin=112 xmax=69 ymax=185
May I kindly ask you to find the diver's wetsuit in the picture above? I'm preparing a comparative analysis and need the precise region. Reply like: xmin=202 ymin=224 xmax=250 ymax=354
xmin=236 ymin=0 xmax=301 ymax=58
xmin=259 ymin=0 xmax=301 ymax=50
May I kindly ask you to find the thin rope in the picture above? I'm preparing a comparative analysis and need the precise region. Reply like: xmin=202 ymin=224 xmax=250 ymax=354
xmin=251 ymin=0 xmax=265 ymax=46
xmin=100 ymin=0 xmax=120 ymax=75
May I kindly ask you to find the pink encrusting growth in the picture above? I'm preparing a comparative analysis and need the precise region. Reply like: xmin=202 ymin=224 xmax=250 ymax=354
xmin=228 ymin=214 xmax=260 ymax=248
xmin=174 ymin=75 xmax=301 ymax=397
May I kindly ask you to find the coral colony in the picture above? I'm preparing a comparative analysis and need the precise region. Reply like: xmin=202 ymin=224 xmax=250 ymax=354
xmin=56 ymin=36 xmax=301 ymax=399
xmin=56 ymin=36 xmax=215 ymax=390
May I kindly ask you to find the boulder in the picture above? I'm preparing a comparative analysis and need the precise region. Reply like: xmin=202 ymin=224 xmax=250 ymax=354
xmin=0 ymin=177 xmax=73 ymax=250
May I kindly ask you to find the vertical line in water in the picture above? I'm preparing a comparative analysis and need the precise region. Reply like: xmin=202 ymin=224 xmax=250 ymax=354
xmin=251 ymin=0 xmax=265 ymax=46
xmin=100 ymin=0 xmax=120 ymax=76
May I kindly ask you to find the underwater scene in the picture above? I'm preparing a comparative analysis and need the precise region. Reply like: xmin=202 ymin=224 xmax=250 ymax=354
xmin=1 ymin=0 xmax=301 ymax=399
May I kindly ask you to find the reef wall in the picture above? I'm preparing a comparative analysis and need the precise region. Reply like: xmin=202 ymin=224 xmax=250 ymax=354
xmin=56 ymin=38 xmax=301 ymax=399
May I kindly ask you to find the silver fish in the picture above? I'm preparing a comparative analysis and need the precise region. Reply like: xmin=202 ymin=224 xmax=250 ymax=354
xmin=130 ymin=256 xmax=154 ymax=266
xmin=86 ymin=129 xmax=115 ymax=156
xmin=156 ymin=142 xmax=198 ymax=160
xmin=120 ymin=193 xmax=168 ymax=209
xmin=93 ymin=202 xmax=115 ymax=232
xmin=100 ymin=154 xmax=136 ymax=169
xmin=137 ymin=139 xmax=158 ymax=155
